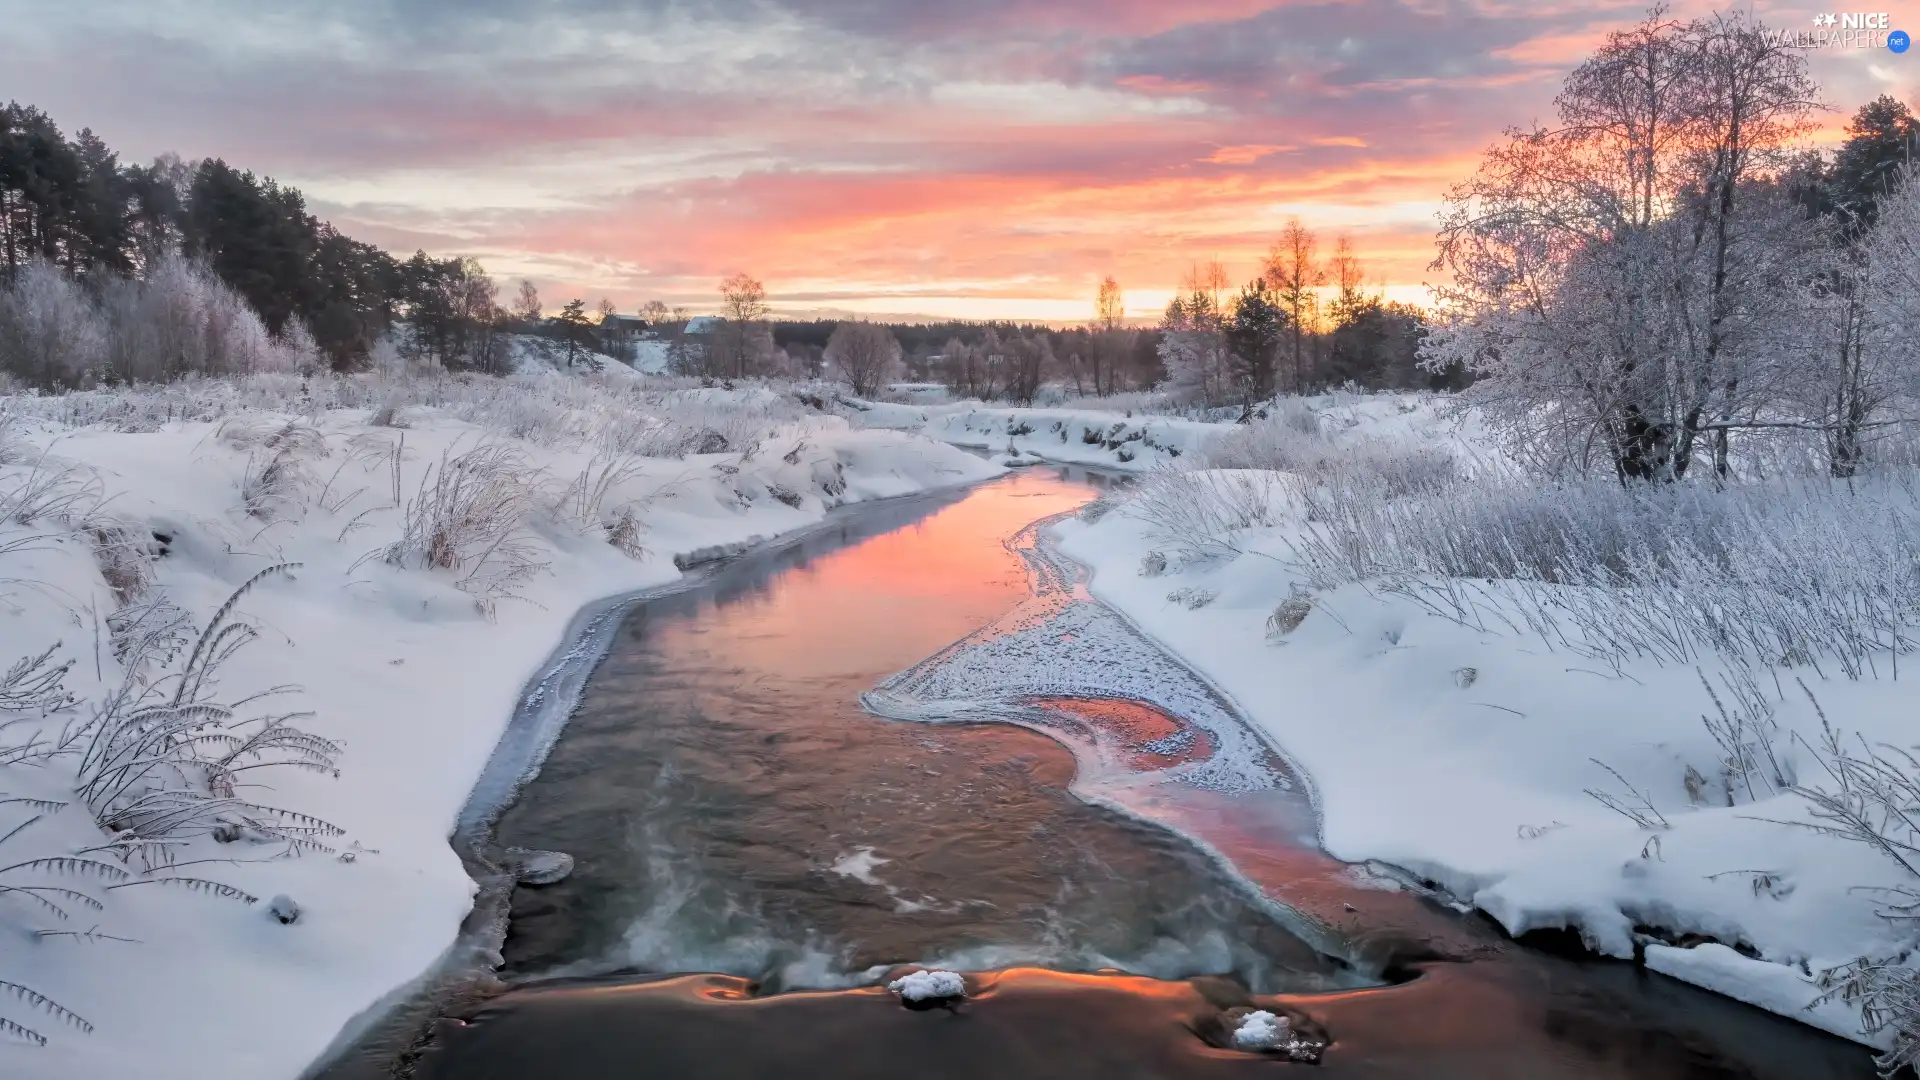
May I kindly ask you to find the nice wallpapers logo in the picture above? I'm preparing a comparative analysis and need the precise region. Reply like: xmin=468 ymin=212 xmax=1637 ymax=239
xmin=1773 ymin=12 xmax=1909 ymax=51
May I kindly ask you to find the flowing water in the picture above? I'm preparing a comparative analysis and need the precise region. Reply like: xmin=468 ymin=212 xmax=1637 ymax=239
xmin=411 ymin=468 xmax=1873 ymax=1079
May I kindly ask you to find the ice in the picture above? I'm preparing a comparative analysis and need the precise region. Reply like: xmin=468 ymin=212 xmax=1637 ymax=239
xmin=865 ymin=515 xmax=1289 ymax=797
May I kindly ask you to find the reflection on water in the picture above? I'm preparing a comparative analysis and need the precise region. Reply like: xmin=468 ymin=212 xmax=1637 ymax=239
xmin=492 ymin=468 xmax=1347 ymax=993
xmin=419 ymin=469 xmax=1872 ymax=1080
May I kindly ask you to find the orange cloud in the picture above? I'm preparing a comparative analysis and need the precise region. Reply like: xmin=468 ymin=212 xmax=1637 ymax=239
xmin=1203 ymin=144 xmax=1295 ymax=164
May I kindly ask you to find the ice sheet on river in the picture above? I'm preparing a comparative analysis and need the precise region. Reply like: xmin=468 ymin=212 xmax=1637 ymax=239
xmin=865 ymin=512 xmax=1292 ymax=797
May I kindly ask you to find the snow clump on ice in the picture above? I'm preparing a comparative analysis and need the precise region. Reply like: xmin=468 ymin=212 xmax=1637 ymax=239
xmin=887 ymin=969 xmax=966 ymax=1003
xmin=1231 ymin=1010 xmax=1290 ymax=1050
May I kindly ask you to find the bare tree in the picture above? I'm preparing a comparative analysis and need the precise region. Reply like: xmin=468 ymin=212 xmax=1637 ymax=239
xmin=1327 ymin=235 xmax=1367 ymax=325
xmin=714 ymin=272 xmax=772 ymax=379
xmin=824 ymin=320 xmax=903 ymax=397
xmin=512 ymin=279 xmax=541 ymax=327
xmin=1090 ymin=275 xmax=1127 ymax=395
xmin=1265 ymin=220 xmax=1322 ymax=393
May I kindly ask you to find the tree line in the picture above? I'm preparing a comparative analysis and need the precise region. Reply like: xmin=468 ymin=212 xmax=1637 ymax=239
xmin=1153 ymin=229 xmax=1459 ymax=413
xmin=0 ymin=102 xmax=550 ymax=381
xmin=1427 ymin=9 xmax=1920 ymax=481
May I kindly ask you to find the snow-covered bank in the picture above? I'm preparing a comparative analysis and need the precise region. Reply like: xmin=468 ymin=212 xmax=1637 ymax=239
xmin=0 ymin=373 xmax=998 ymax=1079
xmin=1049 ymin=393 xmax=1916 ymax=1052
xmin=855 ymin=399 xmax=1220 ymax=472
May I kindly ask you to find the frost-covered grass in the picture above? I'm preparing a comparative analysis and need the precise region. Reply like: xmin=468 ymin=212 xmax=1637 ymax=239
xmin=852 ymin=393 xmax=1407 ymax=472
xmin=0 ymin=368 xmax=998 ymax=1079
xmin=1057 ymin=389 xmax=1920 ymax=1063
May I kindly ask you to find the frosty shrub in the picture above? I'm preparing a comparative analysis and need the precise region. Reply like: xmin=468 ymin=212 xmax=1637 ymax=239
xmin=556 ymin=452 xmax=649 ymax=558
xmin=0 ymin=451 xmax=104 ymax=528
xmin=223 ymin=418 xmax=327 ymax=521
xmin=1205 ymin=410 xmax=1459 ymax=500
xmin=1126 ymin=467 xmax=1285 ymax=562
xmin=1267 ymin=588 xmax=1313 ymax=638
xmin=370 ymin=442 xmax=546 ymax=609
xmin=0 ymin=802 xmax=115 ymax=1046
xmin=1288 ymin=472 xmax=1920 ymax=678
xmin=0 ymin=367 xmax=830 ymax=475
xmin=88 ymin=520 xmax=160 ymax=604
xmin=59 ymin=566 xmax=343 ymax=871
xmin=0 ymin=259 xmax=107 ymax=388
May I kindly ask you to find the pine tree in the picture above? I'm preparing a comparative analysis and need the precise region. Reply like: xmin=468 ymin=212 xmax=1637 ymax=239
xmin=1826 ymin=96 xmax=1920 ymax=235
xmin=558 ymin=298 xmax=590 ymax=367
xmin=1224 ymin=280 xmax=1285 ymax=413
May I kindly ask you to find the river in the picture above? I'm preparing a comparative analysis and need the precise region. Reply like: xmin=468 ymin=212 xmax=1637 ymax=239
xmin=398 ymin=468 xmax=1871 ymax=1079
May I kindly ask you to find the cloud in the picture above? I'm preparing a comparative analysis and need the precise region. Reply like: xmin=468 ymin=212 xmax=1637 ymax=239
xmin=2 ymin=0 xmax=1907 ymax=315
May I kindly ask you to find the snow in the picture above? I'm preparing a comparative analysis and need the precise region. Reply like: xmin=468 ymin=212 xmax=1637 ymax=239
xmin=855 ymin=400 xmax=1220 ymax=472
xmin=887 ymin=969 xmax=966 ymax=1002
xmin=0 ymin=376 xmax=999 ymax=1079
xmin=1231 ymin=1009 xmax=1290 ymax=1050
xmin=6 ymin=371 xmax=1901 ymax=1068
xmin=630 ymin=339 xmax=672 ymax=374
xmin=830 ymin=847 xmax=889 ymax=886
xmin=1645 ymin=944 xmax=1865 ymax=1043
xmin=1047 ymin=392 xmax=1912 ymax=1049
xmin=505 ymin=334 xmax=644 ymax=379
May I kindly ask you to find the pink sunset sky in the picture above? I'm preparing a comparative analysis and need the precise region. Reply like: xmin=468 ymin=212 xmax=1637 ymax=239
xmin=7 ymin=0 xmax=1917 ymax=320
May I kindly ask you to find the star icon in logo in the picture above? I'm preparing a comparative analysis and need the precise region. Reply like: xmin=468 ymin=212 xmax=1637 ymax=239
xmin=1824 ymin=13 xmax=1839 ymax=26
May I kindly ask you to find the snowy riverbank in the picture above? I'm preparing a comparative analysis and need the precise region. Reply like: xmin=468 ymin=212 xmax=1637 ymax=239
xmin=0 ymin=373 xmax=998 ymax=1079
xmin=1046 ymin=395 xmax=1914 ymax=1052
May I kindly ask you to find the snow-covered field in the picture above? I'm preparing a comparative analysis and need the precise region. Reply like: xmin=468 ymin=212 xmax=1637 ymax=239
xmin=1044 ymin=392 xmax=1919 ymax=1053
xmin=4 ymin=366 xmax=1912 ymax=1074
xmin=0 ymin=370 xmax=997 ymax=1079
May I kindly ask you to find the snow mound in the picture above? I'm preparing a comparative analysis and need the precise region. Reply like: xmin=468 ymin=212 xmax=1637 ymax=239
xmin=887 ymin=969 xmax=966 ymax=1002
xmin=1232 ymin=1009 xmax=1290 ymax=1050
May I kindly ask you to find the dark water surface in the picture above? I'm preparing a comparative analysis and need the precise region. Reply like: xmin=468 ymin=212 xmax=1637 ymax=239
xmin=416 ymin=469 xmax=1872 ymax=1079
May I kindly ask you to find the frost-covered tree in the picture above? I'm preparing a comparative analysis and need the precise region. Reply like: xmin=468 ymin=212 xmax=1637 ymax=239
xmin=1158 ymin=288 xmax=1232 ymax=409
xmin=0 ymin=257 xmax=107 ymax=387
xmin=1426 ymin=8 xmax=1822 ymax=481
xmin=1865 ymin=165 xmax=1920 ymax=418
xmin=96 ymin=251 xmax=307 ymax=382
xmin=1784 ymin=99 xmax=1920 ymax=477
xmin=823 ymin=320 xmax=902 ymax=397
